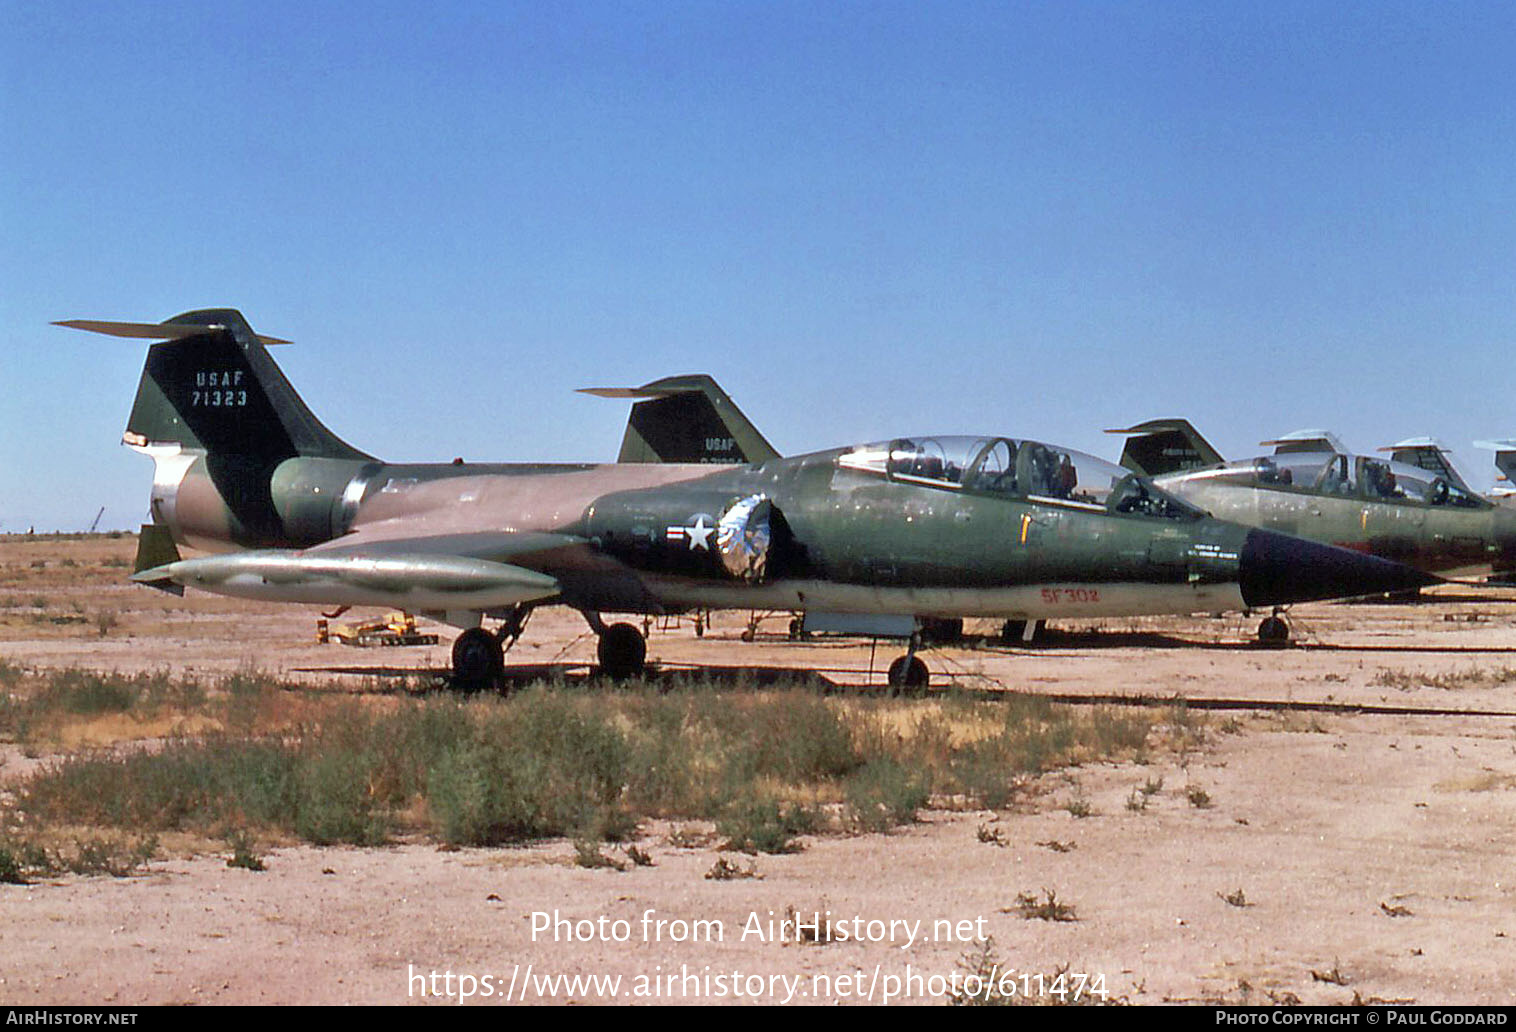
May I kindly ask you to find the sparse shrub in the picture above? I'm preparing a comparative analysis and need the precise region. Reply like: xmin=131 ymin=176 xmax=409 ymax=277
xmin=717 ymin=795 xmax=816 ymax=854
xmin=977 ymin=824 xmax=1009 ymax=847
xmin=844 ymin=757 xmax=929 ymax=833
xmin=666 ymin=824 xmax=715 ymax=849
xmin=951 ymin=939 xmax=1014 ymax=1006
xmin=705 ymin=856 xmax=759 ymax=880
xmin=65 ymin=835 xmax=156 ymax=877
xmin=225 ymin=830 xmax=266 ymax=871
xmin=1014 ymin=889 xmax=1078 ymax=922
xmin=0 ymin=846 xmax=24 ymax=884
xmin=294 ymin=747 xmax=387 ymax=846
xmin=1186 ymin=785 xmax=1212 ymax=809
xmin=573 ymin=839 xmax=626 ymax=871
xmin=41 ymin=669 xmax=138 ymax=714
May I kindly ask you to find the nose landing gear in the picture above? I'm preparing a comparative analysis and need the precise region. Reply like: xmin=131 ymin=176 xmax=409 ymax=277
xmin=1256 ymin=608 xmax=1291 ymax=647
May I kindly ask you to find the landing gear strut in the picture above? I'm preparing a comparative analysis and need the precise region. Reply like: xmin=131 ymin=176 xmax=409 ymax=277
xmin=886 ymin=631 xmax=930 ymax=694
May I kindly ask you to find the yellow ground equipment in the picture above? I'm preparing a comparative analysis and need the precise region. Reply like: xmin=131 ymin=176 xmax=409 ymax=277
xmin=316 ymin=611 xmax=438 ymax=647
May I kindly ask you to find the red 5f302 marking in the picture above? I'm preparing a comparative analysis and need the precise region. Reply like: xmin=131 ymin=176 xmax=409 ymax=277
xmin=1041 ymin=587 xmax=1101 ymax=604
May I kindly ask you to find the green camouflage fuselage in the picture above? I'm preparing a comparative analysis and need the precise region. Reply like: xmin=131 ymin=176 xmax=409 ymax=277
xmin=1156 ymin=469 xmax=1516 ymax=580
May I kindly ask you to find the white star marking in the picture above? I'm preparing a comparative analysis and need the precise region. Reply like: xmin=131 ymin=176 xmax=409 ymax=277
xmin=686 ymin=515 xmax=714 ymax=551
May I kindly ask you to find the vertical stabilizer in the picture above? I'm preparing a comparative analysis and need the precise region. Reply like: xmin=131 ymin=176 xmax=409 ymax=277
xmin=578 ymin=374 xmax=780 ymax=464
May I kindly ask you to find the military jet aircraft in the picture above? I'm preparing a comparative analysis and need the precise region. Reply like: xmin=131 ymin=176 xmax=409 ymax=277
xmin=58 ymin=309 xmax=1438 ymax=687
xmin=1111 ymin=420 xmax=1516 ymax=639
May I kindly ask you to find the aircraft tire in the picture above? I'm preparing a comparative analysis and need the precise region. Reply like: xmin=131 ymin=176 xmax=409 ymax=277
xmin=1256 ymin=616 xmax=1290 ymax=647
xmin=887 ymin=655 xmax=929 ymax=694
xmin=598 ymin=622 xmax=647 ymax=680
xmin=451 ymin=627 xmax=504 ymax=691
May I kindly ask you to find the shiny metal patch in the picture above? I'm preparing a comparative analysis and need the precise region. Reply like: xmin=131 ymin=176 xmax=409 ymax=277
xmin=717 ymin=494 xmax=773 ymax=583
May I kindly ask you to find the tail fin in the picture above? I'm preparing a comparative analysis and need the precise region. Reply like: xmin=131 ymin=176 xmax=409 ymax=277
xmin=578 ymin=374 xmax=780 ymax=464
xmin=1475 ymin=439 xmax=1516 ymax=495
xmin=1380 ymin=438 xmax=1474 ymax=493
xmin=56 ymin=308 xmax=371 ymax=463
xmin=1106 ymin=418 xmax=1225 ymax=476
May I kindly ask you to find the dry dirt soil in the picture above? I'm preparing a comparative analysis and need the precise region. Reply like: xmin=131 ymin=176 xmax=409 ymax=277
xmin=3 ymin=533 xmax=1516 ymax=1006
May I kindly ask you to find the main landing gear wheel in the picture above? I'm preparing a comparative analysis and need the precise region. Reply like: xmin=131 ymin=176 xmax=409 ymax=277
xmin=887 ymin=655 xmax=929 ymax=694
xmin=597 ymin=622 xmax=647 ymax=680
xmin=451 ymin=627 xmax=504 ymax=691
xmin=1256 ymin=615 xmax=1291 ymax=647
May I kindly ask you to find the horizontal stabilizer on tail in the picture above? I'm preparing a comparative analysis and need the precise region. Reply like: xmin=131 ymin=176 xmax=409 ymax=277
xmin=1106 ymin=418 xmax=1224 ymax=476
xmin=54 ymin=318 xmax=293 ymax=347
xmin=580 ymin=374 xmax=779 ymax=465
xmin=1260 ymin=429 xmax=1347 ymax=455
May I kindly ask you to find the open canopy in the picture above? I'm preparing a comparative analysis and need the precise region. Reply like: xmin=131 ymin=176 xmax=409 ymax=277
xmin=837 ymin=436 xmax=1204 ymax=519
xmin=1175 ymin=450 xmax=1488 ymax=509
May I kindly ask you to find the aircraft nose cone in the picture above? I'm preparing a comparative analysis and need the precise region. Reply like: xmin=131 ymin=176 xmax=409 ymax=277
xmin=1238 ymin=528 xmax=1441 ymax=608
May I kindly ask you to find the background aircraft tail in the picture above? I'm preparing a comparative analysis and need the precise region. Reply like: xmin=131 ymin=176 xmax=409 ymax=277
xmin=1475 ymin=439 xmax=1516 ymax=497
xmin=1106 ymin=418 xmax=1225 ymax=476
xmin=56 ymin=309 xmax=372 ymax=464
xmin=579 ymin=374 xmax=780 ymax=464
xmin=1379 ymin=438 xmax=1474 ymax=492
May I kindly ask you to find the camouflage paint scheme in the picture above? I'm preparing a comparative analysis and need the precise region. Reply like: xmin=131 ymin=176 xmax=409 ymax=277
xmin=1115 ymin=422 xmax=1516 ymax=581
xmin=58 ymin=310 xmax=1438 ymax=680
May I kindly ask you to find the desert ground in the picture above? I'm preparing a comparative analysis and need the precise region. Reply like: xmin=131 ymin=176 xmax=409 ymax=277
xmin=2 ymin=533 xmax=1515 ymax=1006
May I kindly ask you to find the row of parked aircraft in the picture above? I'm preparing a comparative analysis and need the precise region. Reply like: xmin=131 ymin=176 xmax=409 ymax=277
xmin=56 ymin=309 xmax=1514 ymax=689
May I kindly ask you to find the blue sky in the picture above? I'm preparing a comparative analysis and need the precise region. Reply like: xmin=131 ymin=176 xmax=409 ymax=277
xmin=3 ymin=1 xmax=1513 ymax=530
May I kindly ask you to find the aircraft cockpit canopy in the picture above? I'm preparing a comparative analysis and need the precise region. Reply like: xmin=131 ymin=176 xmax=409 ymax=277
xmin=837 ymin=436 xmax=1204 ymax=519
xmin=1191 ymin=452 xmax=1487 ymax=508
